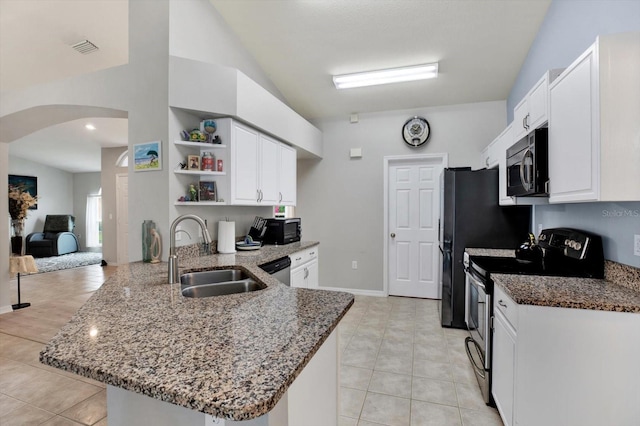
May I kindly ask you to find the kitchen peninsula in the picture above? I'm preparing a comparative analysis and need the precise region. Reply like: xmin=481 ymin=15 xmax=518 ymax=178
xmin=40 ymin=242 xmax=354 ymax=426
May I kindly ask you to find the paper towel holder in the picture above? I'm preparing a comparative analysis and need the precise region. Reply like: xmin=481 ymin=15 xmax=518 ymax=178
xmin=217 ymin=220 xmax=236 ymax=254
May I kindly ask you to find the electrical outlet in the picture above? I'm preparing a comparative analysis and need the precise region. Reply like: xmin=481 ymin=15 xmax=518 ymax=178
xmin=352 ymin=261 xmax=358 ymax=270
xmin=634 ymin=235 xmax=640 ymax=257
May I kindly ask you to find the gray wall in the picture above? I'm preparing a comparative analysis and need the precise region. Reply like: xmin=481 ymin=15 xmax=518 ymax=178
xmin=299 ymin=101 xmax=506 ymax=292
xmin=72 ymin=172 xmax=102 ymax=251
xmin=508 ymin=0 xmax=640 ymax=267
xmin=8 ymin=156 xmax=74 ymax=236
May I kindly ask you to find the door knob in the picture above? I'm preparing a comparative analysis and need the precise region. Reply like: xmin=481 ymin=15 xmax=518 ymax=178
xmin=390 ymin=233 xmax=396 ymax=238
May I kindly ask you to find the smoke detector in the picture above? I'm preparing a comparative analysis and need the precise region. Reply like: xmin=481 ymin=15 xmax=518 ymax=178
xmin=71 ymin=40 xmax=99 ymax=54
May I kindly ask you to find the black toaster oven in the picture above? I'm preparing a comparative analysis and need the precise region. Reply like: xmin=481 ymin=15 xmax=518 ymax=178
xmin=263 ymin=218 xmax=301 ymax=245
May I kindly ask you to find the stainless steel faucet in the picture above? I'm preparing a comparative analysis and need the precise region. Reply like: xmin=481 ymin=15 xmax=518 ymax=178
xmin=168 ymin=214 xmax=212 ymax=284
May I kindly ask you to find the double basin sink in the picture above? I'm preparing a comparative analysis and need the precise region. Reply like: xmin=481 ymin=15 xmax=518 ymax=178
xmin=180 ymin=268 xmax=266 ymax=298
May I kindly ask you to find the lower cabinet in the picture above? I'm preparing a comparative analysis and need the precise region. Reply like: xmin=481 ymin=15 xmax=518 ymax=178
xmin=491 ymin=284 xmax=640 ymax=426
xmin=290 ymin=246 xmax=319 ymax=288
xmin=492 ymin=310 xmax=516 ymax=426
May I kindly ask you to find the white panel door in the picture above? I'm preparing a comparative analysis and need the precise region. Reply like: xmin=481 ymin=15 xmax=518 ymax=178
xmin=231 ymin=123 xmax=259 ymax=204
xmin=389 ymin=163 xmax=441 ymax=298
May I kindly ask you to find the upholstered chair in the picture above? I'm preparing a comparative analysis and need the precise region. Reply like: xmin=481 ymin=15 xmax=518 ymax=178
xmin=26 ymin=215 xmax=80 ymax=257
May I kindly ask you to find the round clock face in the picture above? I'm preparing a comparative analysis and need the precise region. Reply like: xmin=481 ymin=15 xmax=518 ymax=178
xmin=402 ymin=116 xmax=431 ymax=147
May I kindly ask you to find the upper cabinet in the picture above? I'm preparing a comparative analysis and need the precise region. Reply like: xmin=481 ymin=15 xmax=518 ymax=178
xmin=513 ymin=69 xmax=564 ymax=142
xmin=278 ymin=144 xmax=297 ymax=206
xmin=230 ymin=120 xmax=298 ymax=206
xmin=548 ymin=32 xmax=640 ymax=203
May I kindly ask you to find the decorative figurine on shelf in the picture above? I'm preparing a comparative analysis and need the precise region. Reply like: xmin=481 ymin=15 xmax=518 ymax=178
xmin=211 ymin=135 xmax=221 ymax=144
xmin=189 ymin=184 xmax=198 ymax=202
xmin=149 ymin=228 xmax=162 ymax=264
xmin=180 ymin=130 xmax=190 ymax=141
xmin=202 ymin=119 xmax=216 ymax=134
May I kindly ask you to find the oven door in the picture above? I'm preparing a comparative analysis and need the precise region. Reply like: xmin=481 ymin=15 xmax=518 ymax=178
xmin=465 ymin=268 xmax=490 ymax=359
xmin=465 ymin=267 xmax=492 ymax=403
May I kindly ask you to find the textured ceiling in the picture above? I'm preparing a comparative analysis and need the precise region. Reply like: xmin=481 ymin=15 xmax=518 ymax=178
xmin=210 ymin=0 xmax=551 ymax=120
xmin=1 ymin=0 xmax=551 ymax=172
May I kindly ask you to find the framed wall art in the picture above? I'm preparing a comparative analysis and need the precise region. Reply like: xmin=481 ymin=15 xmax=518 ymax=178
xmin=8 ymin=174 xmax=38 ymax=209
xmin=133 ymin=141 xmax=162 ymax=172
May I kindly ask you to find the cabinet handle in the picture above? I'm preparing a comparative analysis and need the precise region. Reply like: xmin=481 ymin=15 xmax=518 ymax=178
xmin=485 ymin=156 xmax=490 ymax=166
xmin=523 ymin=116 xmax=527 ymax=130
xmin=498 ymin=300 xmax=507 ymax=308
xmin=304 ymin=267 xmax=308 ymax=279
xmin=295 ymin=256 xmax=302 ymax=261
xmin=279 ymin=192 xmax=282 ymax=203
xmin=525 ymin=113 xmax=530 ymax=129
xmin=256 ymin=190 xmax=260 ymax=202
xmin=309 ymin=251 xmax=315 ymax=256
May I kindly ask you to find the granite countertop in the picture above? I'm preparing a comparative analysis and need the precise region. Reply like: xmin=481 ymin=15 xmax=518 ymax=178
xmin=39 ymin=241 xmax=354 ymax=421
xmin=493 ymin=273 xmax=640 ymax=313
xmin=465 ymin=248 xmax=515 ymax=258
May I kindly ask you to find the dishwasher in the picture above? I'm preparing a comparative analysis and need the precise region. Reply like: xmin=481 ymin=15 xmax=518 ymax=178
xmin=259 ymin=256 xmax=291 ymax=286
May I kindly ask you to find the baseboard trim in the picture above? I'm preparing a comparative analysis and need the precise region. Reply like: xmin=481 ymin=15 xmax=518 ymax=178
xmin=0 ymin=305 xmax=14 ymax=315
xmin=316 ymin=286 xmax=387 ymax=297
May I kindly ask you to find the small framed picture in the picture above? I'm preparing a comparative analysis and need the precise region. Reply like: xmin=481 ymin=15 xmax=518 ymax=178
xmin=188 ymin=155 xmax=200 ymax=170
xmin=199 ymin=181 xmax=217 ymax=201
xmin=134 ymin=141 xmax=162 ymax=172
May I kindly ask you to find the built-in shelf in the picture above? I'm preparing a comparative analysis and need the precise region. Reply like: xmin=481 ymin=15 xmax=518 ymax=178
xmin=174 ymin=140 xmax=227 ymax=149
xmin=174 ymin=201 xmax=226 ymax=206
xmin=174 ymin=168 xmax=226 ymax=176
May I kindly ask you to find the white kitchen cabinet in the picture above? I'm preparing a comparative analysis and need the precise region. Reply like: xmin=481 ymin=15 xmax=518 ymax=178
xmin=492 ymin=286 xmax=517 ymax=426
xmin=491 ymin=282 xmax=640 ymax=426
xmin=513 ymin=69 xmax=564 ymax=142
xmin=230 ymin=121 xmax=298 ymax=206
xmin=548 ymin=32 xmax=640 ymax=203
xmin=496 ymin=125 xmax=514 ymax=206
xmin=231 ymin=121 xmax=261 ymax=204
xmin=290 ymin=246 xmax=319 ymax=288
xmin=258 ymin=133 xmax=280 ymax=205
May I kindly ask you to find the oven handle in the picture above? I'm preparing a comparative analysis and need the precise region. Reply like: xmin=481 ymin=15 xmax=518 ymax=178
xmin=465 ymin=268 xmax=486 ymax=292
xmin=465 ymin=337 xmax=486 ymax=379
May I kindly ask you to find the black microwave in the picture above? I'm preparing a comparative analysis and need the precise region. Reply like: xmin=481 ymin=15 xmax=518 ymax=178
xmin=263 ymin=218 xmax=301 ymax=245
xmin=506 ymin=128 xmax=549 ymax=197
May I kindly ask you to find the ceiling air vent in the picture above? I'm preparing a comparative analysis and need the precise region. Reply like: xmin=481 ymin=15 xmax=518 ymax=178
xmin=71 ymin=40 xmax=99 ymax=54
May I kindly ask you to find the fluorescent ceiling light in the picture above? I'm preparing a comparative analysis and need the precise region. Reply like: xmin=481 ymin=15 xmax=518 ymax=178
xmin=333 ymin=63 xmax=438 ymax=89
xmin=85 ymin=124 xmax=96 ymax=130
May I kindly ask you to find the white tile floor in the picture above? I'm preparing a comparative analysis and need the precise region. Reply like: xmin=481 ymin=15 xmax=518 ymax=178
xmin=1 ymin=265 xmax=503 ymax=425
xmin=338 ymin=295 xmax=503 ymax=426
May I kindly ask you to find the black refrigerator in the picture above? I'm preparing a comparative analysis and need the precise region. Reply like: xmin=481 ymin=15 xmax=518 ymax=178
xmin=439 ymin=167 xmax=531 ymax=328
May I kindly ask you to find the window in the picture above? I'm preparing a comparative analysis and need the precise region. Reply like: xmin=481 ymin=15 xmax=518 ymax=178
xmin=86 ymin=190 xmax=102 ymax=247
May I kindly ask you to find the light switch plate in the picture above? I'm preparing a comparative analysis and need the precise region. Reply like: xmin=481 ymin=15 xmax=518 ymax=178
xmin=634 ymin=234 xmax=640 ymax=256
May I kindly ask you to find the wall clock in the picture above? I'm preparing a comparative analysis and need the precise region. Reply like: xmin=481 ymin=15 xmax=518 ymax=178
xmin=402 ymin=116 xmax=431 ymax=147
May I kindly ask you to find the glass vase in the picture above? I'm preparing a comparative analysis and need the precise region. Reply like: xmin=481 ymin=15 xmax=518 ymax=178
xmin=11 ymin=219 xmax=24 ymax=237
xmin=142 ymin=220 xmax=156 ymax=262
xmin=11 ymin=219 xmax=24 ymax=256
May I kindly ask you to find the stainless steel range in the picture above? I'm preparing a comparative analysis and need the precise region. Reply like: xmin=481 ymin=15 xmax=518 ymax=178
xmin=463 ymin=228 xmax=604 ymax=404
